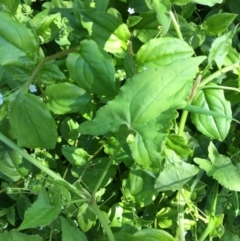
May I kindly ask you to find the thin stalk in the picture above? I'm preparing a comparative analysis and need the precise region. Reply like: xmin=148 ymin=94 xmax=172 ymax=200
xmin=199 ymin=63 xmax=240 ymax=88
xmin=199 ymin=85 xmax=240 ymax=93
xmin=91 ymin=202 xmax=115 ymax=241
xmin=0 ymin=133 xmax=90 ymax=199
xmin=169 ymin=11 xmax=183 ymax=40
xmin=198 ymin=182 xmax=218 ymax=241
xmin=92 ymin=143 xmax=122 ymax=196
xmin=178 ymin=190 xmax=186 ymax=241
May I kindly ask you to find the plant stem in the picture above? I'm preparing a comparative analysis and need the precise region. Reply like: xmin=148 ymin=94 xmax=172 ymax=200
xmin=0 ymin=133 xmax=90 ymax=199
xmin=92 ymin=143 xmax=122 ymax=196
xmin=198 ymin=182 xmax=218 ymax=241
xmin=25 ymin=47 xmax=78 ymax=88
xmin=90 ymin=202 xmax=115 ymax=241
xmin=169 ymin=10 xmax=183 ymax=40
xmin=199 ymin=63 xmax=240 ymax=88
xmin=178 ymin=190 xmax=186 ymax=241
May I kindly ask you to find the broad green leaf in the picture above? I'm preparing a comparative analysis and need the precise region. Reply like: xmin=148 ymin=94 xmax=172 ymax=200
xmin=165 ymin=134 xmax=192 ymax=157
xmin=136 ymin=37 xmax=194 ymax=70
xmin=38 ymin=62 xmax=65 ymax=80
xmin=8 ymin=93 xmax=58 ymax=149
xmin=79 ymin=10 xmax=130 ymax=54
xmin=77 ymin=203 xmax=97 ymax=232
xmin=128 ymin=0 xmax=152 ymax=13
xmin=193 ymin=0 xmax=223 ymax=6
xmin=191 ymin=86 xmax=232 ymax=141
xmin=18 ymin=188 xmax=62 ymax=230
xmin=154 ymin=149 xmax=199 ymax=191
xmin=133 ymin=228 xmax=176 ymax=241
xmin=62 ymin=146 xmax=89 ymax=166
xmin=83 ymin=0 xmax=109 ymax=11
xmin=0 ymin=12 xmax=38 ymax=65
xmin=203 ymin=13 xmax=237 ymax=36
xmin=45 ymin=83 xmax=91 ymax=114
xmin=0 ymin=0 xmax=20 ymax=15
xmin=208 ymin=28 xmax=236 ymax=69
xmin=127 ymin=16 xmax=143 ymax=28
xmin=61 ymin=217 xmax=88 ymax=241
xmin=152 ymin=0 xmax=171 ymax=35
xmin=0 ymin=229 xmax=43 ymax=241
xmin=125 ymin=167 xmax=158 ymax=207
xmin=134 ymin=11 xmax=159 ymax=43
xmin=79 ymin=57 xmax=205 ymax=169
xmin=194 ymin=142 xmax=240 ymax=192
xmin=67 ymin=40 xmax=117 ymax=97
xmin=0 ymin=143 xmax=32 ymax=182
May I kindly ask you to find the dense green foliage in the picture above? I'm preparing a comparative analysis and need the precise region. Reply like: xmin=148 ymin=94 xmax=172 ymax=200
xmin=0 ymin=0 xmax=240 ymax=240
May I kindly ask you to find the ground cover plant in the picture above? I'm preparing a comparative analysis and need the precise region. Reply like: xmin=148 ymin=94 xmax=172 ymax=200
xmin=0 ymin=0 xmax=240 ymax=240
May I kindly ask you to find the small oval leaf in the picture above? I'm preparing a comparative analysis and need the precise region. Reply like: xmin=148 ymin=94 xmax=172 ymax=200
xmin=191 ymin=86 xmax=232 ymax=141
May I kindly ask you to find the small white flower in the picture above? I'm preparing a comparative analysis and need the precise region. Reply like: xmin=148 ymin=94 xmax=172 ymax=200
xmin=0 ymin=93 xmax=3 ymax=105
xmin=128 ymin=7 xmax=135 ymax=15
xmin=143 ymin=66 xmax=147 ymax=71
xmin=29 ymin=84 xmax=37 ymax=93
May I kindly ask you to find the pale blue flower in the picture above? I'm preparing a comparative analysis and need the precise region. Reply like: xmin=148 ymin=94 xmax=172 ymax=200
xmin=128 ymin=7 xmax=135 ymax=14
xmin=29 ymin=84 xmax=37 ymax=93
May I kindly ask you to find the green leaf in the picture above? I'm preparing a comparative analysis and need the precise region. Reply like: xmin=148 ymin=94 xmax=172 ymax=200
xmin=191 ymin=86 xmax=232 ymax=141
xmin=0 ymin=12 xmax=38 ymax=65
xmin=134 ymin=11 xmax=160 ymax=43
xmin=0 ymin=143 xmax=32 ymax=182
xmin=0 ymin=0 xmax=20 ymax=15
xmin=79 ymin=57 xmax=205 ymax=169
xmin=8 ymin=93 xmax=58 ymax=149
xmin=193 ymin=0 xmax=223 ymax=7
xmin=152 ymin=0 xmax=171 ymax=35
xmin=61 ymin=217 xmax=88 ymax=241
xmin=45 ymin=83 xmax=91 ymax=115
xmin=77 ymin=203 xmax=97 ymax=232
xmin=83 ymin=0 xmax=109 ymax=11
xmin=62 ymin=146 xmax=89 ymax=166
xmin=208 ymin=28 xmax=236 ymax=69
xmin=183 ymin=104 xmax=237 ymax=122
xmin=172 ymin=0 xmax=192 ymax=5
xmin=0 ymin=229 xmax=43 ymax=241
xmin=194 ymin=142 xmax=240 ymax=192
xmin=136 ymin=37 xmax=194 ymax=70
xmin=18 ymin=188 xmax=62 ymax=230
xmin=154 ymin=149 xmax=199 ymax=192
xmin=79 ymin=10 xmax=130 ymax=54
xmin=127 ymin=16 xmax=143 ymax=28
xmin=125 ymin=167 xmax=158 ymax=207
xmin=133 ymin=228 xmax=176 ymax=241
xmin=66 ymin=40 xmax=117 ymax=97
xmin=203 ymin=13 xmax=237 ymax=36
xmin=38 ymin=62 xmax=66 ymax=80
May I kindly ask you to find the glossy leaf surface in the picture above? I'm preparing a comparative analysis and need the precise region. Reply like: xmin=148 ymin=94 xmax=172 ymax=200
xmin=79 ymin=57 xmax=205 ymax=169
